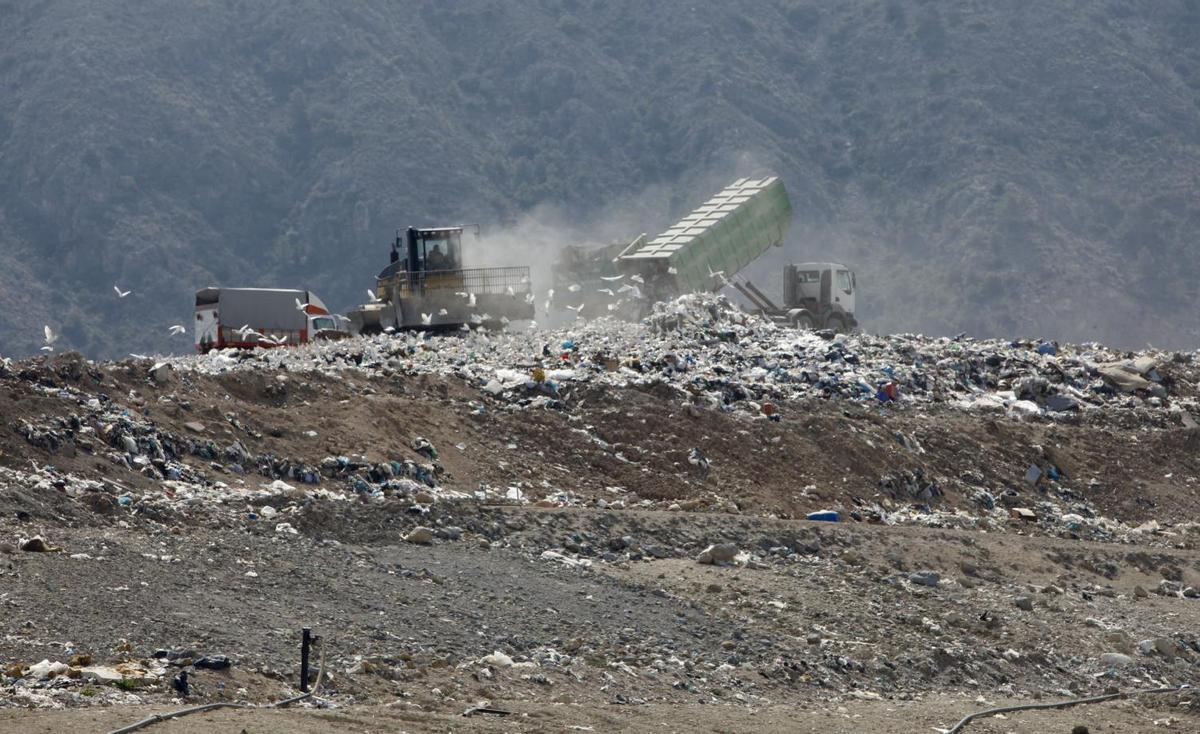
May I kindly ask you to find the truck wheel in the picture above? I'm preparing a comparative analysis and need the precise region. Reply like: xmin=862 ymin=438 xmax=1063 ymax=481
xmin=791 ymin=313 xmax=815 ymax=330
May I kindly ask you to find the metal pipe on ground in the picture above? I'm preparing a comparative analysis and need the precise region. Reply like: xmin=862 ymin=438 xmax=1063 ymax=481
xmin=944 ymin=685 xmax=1189 ymax=734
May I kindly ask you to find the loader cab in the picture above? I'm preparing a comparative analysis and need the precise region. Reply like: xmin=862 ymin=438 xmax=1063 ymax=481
xmin=393 ymin=226 xmax=462 ymax=273
xmin=787 ymin=262 xmax=856 ymax=315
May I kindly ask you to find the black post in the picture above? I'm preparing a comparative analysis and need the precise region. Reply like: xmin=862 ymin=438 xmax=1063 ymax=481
xmin=300 ymin=627 xmax=311 ymax=692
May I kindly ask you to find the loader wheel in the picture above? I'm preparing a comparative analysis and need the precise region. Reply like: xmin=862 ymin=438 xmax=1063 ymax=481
xmin=791 ymin=313 xmax=815 ymax=330
xmin=826 ymin=315 xmax=846 ymax=334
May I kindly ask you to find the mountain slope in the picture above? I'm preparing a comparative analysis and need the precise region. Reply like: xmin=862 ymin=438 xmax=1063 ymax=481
xmin=2 ymin=0 xmax=1200 ymax=357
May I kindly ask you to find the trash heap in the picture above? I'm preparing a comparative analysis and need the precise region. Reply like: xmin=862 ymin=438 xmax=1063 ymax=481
xmin=162 ymin=293 xmax=1199 ymax=423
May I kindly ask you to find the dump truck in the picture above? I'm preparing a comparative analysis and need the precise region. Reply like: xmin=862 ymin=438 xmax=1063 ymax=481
xmin=729 ymin=262 xmax=858 ymax=332
xmin=615 ymin=176 xmax=795 ymax=301
xmin=348 ymin=225 xmax=534 ymax=334
xmin=552 ymin=175 xmax=859 ymax=331
xmin=194 ymin=287 xmax=348 ymax=353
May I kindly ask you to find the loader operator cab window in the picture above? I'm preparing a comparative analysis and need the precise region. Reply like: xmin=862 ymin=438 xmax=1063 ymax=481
xmin=419 ymin=230 xmax=461 ymax=271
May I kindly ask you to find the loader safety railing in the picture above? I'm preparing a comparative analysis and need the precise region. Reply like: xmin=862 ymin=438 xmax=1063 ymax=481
xmin=379 ymin=266 xmax=532 ymax=297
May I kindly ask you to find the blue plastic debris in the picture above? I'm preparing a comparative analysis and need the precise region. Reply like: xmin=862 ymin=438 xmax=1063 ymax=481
xmin=806 ymin=510 xmax=840 ymax=523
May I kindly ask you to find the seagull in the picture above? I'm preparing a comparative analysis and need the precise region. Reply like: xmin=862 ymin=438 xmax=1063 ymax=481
xmin=470 ymin=313 xmax=483 ymax=324
xmin=459 ymin=323 xmax=471 ymax=331
xmin=568 ymin=284 xmax=581 ymax=293
xmin=525 ymin=293 xmax=535 ymax=305
xmin=543 ymin=300 xmax=551 ymax=312
xmin=383 ymin=326 xmax=396 ymax=334
xmin=521 ymin=274 xmax=530 ymax=284
xmin=468 ymin=293 xmax=477 ymax=307
xmin=294 ymin=298 xmax=307 ymax=312
xmin=43 ymin=325 xmax=57 ymax=346
xmin=630 ymin=274 xmax=644 ymax=284
xmin=598 ymin=288 xmax=615 ymax=297
xmin=421 ymin=313 xmax=432 ymax=325
xmin=366 ymin=289 xmax=381 ymax=303
xmin=607 ymin=303 xmax=620 ymax=311
xmin=506 ymin=286 xmax=515 ymax=297
xmin=600 ymin=275 xmax=624 ymax=282
xmin=617 ymin=283 xmax=635 ymax=293
xmin=168 ymin=325 xmax=186 ymax=335
xmin=546 ymin=288 xmax=555 ymax=301
xmin=129 ymin=353 xmax=149 ymax=360
xmin=708 ymin=265 xmax=726 ymax=282
xmin=113 ymin=285 xmax=131 ymax=298
xmin=668 ymin=266 xmax=678 ymax=275
xmin=438 ymin=308 xmax=449 ymax=316
xmin=566 ymin=304 xmax=584 ymax=314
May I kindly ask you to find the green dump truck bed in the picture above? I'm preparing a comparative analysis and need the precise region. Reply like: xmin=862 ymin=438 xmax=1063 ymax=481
xmin=617 ymin=176 xmax=792 ymax=296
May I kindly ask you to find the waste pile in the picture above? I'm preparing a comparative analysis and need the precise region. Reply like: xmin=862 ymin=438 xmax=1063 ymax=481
xmin=157 ymin=293 xmax=1199 ymax=424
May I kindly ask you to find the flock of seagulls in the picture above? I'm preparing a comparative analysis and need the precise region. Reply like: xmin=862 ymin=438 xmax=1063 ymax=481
xmin=42 ymin=283 xmax=192 ymax=355
xmin=36 ymin=266 xmax=696 ymax=354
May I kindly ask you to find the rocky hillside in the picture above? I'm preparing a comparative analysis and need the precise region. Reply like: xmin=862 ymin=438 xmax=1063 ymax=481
xmin=2 ymin=1 xmax=1200 ymax=357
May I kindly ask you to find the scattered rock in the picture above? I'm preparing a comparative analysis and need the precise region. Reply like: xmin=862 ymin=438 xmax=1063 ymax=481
xmin=1014 ymin=596 xmax=1034 ymax=611
xmin=481 ymin=650 xmax=514 ymax=668
xmin=19 ymin=536 xmax=59 ymax=553
xmin=1099 ymin=652 xmax=1133 ymax=668
xmin=696 ymin=543 xmax=739 ymax=566
xmin=908 ymin=570 xmax=940 ymax=587
xmin=405 ymin=527 xmax=435 ymax=545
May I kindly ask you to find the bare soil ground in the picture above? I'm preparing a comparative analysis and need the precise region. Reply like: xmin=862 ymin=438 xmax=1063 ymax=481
xmin=1 ymin=353 xmax=1199 ymax=732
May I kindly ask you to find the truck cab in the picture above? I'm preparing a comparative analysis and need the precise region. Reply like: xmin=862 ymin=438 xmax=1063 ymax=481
xmin=782 ymin=262 xmax=858 ymax=332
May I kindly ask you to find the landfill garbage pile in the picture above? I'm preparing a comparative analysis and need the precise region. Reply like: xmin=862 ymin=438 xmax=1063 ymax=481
xmin=153 ymin=293 xmax=1200 ymax=425
xmin=2 ymin=297 xmax=1200 ymax=731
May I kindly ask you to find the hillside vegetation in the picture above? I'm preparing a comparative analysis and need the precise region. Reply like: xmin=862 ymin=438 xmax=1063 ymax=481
xmin=2 ymin=0 xmax=1200 ymax=357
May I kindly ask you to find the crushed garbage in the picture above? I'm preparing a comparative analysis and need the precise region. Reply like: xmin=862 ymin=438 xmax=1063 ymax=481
xmin=131 ymin=293 xmax=1198 ymax=425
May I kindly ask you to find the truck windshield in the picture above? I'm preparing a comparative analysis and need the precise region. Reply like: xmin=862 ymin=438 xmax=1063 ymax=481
xmin=838 ymin=270 xmax=853 ymax=292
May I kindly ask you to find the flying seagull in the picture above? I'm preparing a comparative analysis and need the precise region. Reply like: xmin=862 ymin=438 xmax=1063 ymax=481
xmin=438 ymin=308 xmax=449 ymax=316
xmin=600 ymin=275 xmax=624 ymax=282
xmin=421 ymin=313 xmax=433 ymax=325
xmin=708 ymin=265 xmax=726 ymax=282
xmin=113 ymin=285 xmax=131 ymax=298
xmin=43 ymin=325 xmax=57 ymax=346
xmin=566 ymin=303 xmax=584 ymax=314
xmin=629 ymin=274 xmax=644 ymax=284
xmin=168 ymin=325 xmax=186 ymax=335
xmin=598 ymin=288 xmax=615 ymax=297
xmin=668 ymin=266 xmax=678 ymax=275
xmin=568 ymin=283 xmax=581 ymax=293
xmin=366 ymin=289 xmax=381 ymax=303
xmin=294 ymin=298 xmax=307 ymax=311
xmin=506 ymin=286 xmax=515 ymax=297
xmin=524 ymin=293 xmax=535 ymax=305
